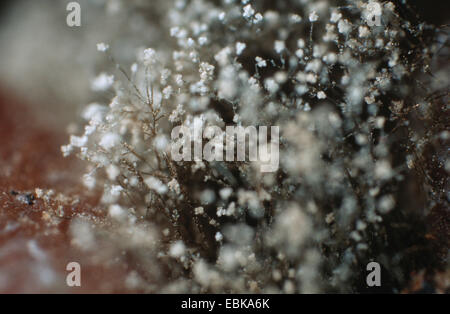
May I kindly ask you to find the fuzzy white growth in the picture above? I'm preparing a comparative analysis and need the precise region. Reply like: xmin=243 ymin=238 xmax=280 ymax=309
xmin=62 ymin=0 xmax=439 ymax=294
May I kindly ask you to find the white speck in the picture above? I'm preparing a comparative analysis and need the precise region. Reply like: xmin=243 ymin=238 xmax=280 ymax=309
xmin=265 ymin=78 xmax=279 ymax=93
xmin=219 ymin=187 xmax=233 ymax=200
xmin=253 ymin=13 xmax=263 ymax=23
xmin=198 ymin=36 xmax=208 ymax=45
xmin=375 ymin=160 xmax=393 ymax=180
xmin=309 ymin=11 xmax=318 ymax=22
xmin=169 ymin=241 xmax=186 ymax=257
xmin=143 ymin=48 xmax=157 ymax=65
xmin=162 ymin=85 xmax=173 ymax=99
xmin=187 ymin=38 xmax=195 ymax=47
xmin=214 ymin=47 xmax=232 ymax=66
xmin=194 ymin=206 xmax=204 ymax=215
xmin=305 ymin=59 xmax=322 ymax=73
xmin=274 ymin=71 xmax=287 ymax=84
xmin=96 ymin=42 xmax=109 ymax=52
xmin=357 ymin=220 xmax=367 ymax=230
xmin=236 ymin=42 xmax=246 ymax=55
xmin=215 ymin=232 xmax=223 ymax=242
xmin=350 ymin=231 xmax=362 ymax=242
xmin=330 ymin=11 xmax=342 ymax=23
xmin=323 ymin=53 xmax=337 ymax=64
xmin=35 ymin=188 xmax=44 ymax=198
xmin=341 ymin=74 xmax=350 ymax=85
xmin=356 ymin=133 xmax=368 ymax=145
xmin=325 ymin=212 xmax=335 ymax=224
xmin=255 ymin=56 xmax=267 ymax=67
xmin=378 ymin=195 xmax=395 ymax=213
xmin=385 ymin=2 xmax=395 ymax=11
xmin=289 ymin=14 xmax=302 ymax=23
xmin=200 ymin=189 xmax=215 ymax=204
xmin=131 ymin=63 xmax=138 ymax=73
xmin=274 ymin=40 xmax=285 ymax=54
xmin=110 ymin=185 xmax=123 ymax=197
xmin=359 ymin=26 xmax=370 ymax=38
xmin=295 ymin=49 xmax=304 ymax=59
xmin=338 ymin=19 xmax=351 ymax=34
xmin=348 ymin=87 xmax=363 ymax=105
xmin=297 ymin=39 xmax=305 ymax=48
xmin=243 ymin=4 xmax=255 ymax=18
xmin=70 ymin=219 xmax=95 ymax=250
xmin=169 ymin=104 xmax=185 ymax=123
xmin=61 ymin=145 xmax=73 ymax=157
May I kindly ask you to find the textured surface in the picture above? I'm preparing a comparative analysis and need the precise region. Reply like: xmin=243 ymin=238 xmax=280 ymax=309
xmin=0 ymin=91 xmax=143 ymax=293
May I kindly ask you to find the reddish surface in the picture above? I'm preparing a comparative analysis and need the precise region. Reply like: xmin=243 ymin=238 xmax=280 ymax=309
xmin=0 ymin=90 xmax=139 ymax=293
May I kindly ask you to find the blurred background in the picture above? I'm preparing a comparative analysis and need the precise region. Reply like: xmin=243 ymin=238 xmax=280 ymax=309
xmin=0 ymin=0 xmax=165 ymax=128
